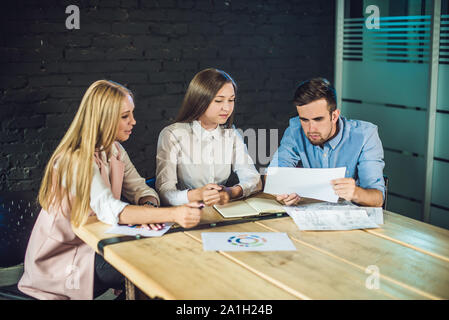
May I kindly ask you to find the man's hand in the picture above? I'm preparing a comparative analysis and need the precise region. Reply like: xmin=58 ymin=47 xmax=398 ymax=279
xmin=331 ymin=178 xmax=357 ymax=201
xmin=276 ymin=193 xmax=301 ymax=206
xmin=331 ymin=178 xmax=384 ymax=207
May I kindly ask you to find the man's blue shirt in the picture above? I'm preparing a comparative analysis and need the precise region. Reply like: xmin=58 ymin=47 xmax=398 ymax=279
xmin=269 ymin=116 xmax=385 ymax=198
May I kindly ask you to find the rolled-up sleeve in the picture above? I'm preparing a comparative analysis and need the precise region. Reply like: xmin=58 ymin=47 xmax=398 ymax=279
xmin=90 ymin=163 xmax=128 ymax=226
xmin=232 ymin=129 xmax=262 ymax=198
xmin=357 ymin=126 xmax=386 ymax=199
xmin=155 ymin=128 xmax=189 ymax=206
xmin=118 ymin=143 xmax=160 ymax=205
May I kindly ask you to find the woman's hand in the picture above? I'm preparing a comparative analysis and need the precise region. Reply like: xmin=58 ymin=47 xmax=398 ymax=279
xmin=171 ymin=202 xmax=203 ymax=228
xmin=217 ymin=187 xmax=232 ymax=205
xmin=142 ymin=199 xmax=164 ymax=230
xmin=202 ymin=187 xmax=221 ymax=206
xmin=140 ymin=223 xmax=165 ymax=231
xmin=188 ymin=183 xmax=223 ymax=205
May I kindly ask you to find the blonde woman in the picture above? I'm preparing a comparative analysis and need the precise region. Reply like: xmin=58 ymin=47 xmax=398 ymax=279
xmin=156 ymin=68 xmax=262 ymax=207
xmin=18 ymin=80 xmax=202 ymax=300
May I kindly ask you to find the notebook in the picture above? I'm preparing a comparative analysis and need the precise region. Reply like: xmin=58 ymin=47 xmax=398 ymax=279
xmin=213 ymin=197 xmax=285 ymax=218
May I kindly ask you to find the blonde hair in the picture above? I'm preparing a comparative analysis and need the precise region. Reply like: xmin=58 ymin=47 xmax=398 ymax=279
xmin=38 ymin=80 xmax=133 ymax=227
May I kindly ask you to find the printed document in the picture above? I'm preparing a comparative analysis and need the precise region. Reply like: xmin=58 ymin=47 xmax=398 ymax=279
xmin=202 ymin=232 xmax=297 ymax=251
xmin=264 ymin=167 xmax=346 ymax=203
xmin=105 ymin=223 xmax=173 ymax=237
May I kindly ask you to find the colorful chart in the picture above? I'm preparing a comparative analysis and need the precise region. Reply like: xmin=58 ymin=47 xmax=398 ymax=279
xmin=202 ymin=232 xmax=297 ymax=251
xmin=227 ymin=234 xmax=267 ymax=247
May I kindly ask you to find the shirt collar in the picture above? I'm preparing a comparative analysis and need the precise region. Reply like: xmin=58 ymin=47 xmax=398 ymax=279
xmin=327 ymin=117 xmax=344 ymax=150
xmin=191 ymin=120 xmax=222 ymax=140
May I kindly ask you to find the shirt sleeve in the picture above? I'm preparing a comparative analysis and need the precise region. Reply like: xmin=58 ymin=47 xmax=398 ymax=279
xmin=155 ymin=128 xmax=189 ymax=206
xmin=269 ymin=125 xmax=301 ymax=168
xmin=90 ymin=163 xmax=128 ymax=226
xmin=357 ymin=126 xmax=386 ymax=200
xmin=118 ymin=143 xmax=160 ymax=205
xmin=231 ymin=129 xmax=262 ymax=198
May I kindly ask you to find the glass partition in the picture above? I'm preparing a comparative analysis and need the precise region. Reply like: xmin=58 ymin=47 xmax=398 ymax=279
xmin=337 ymin=0 xmax=449 ymax=229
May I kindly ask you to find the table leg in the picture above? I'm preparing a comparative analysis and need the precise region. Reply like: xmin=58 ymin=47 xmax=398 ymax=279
xmin=125 ymin=278 xmax=136 ymax=300
xmin=125 ymin=278 xmax=162 ymax=300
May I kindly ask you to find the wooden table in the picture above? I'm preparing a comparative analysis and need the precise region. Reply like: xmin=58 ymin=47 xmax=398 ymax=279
xmin=73 ymin=194 xmax=449 ymax=300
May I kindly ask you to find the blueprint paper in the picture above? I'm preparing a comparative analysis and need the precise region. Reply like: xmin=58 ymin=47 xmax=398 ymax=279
xmin=285 ymin=207 xmax=379 ymax=231
xmin=294 ymin=200 xmax=384 ymax=225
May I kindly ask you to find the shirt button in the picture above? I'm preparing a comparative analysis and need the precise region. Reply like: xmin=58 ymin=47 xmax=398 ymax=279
xmin=323 ymin=153 xmax=327 ymax=157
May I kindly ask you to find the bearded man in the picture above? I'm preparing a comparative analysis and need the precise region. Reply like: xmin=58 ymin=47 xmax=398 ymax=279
xmin=269 ymin=78 xmax=385 ymax=207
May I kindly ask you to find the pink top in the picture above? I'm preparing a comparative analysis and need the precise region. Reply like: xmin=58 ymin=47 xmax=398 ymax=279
xmin=18 ymin=142 xmax=158 ymax=299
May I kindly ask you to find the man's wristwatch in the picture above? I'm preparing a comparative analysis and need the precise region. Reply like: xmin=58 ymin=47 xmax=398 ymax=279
xmin=143 ymin=200 xmax=158 ymax=208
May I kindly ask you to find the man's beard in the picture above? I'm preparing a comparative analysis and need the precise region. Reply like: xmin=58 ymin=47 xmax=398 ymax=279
xmin=307 ymin=123 xmax=334 ymax=146
xmin=307 ymin=134 xmax=326 ymax=145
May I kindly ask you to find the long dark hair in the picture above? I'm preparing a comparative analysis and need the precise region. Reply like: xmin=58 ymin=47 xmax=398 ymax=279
xmin=175 ymin=68 xmax=237 ymax=128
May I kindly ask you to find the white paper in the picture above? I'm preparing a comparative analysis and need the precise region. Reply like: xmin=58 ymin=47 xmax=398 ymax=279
xmin=284 ymin=207 xmax=379 ymax=231
xmin=364 ymin=207 xmax=384 ymax=225
xmin=201 ymin=232 xmax=297 ymax=251
xmin=264 ymin=167 xmax=346 ymax=203
xmin=105 ymin=223 xmax=173 ymax=237
xmin=295 ymin=201 xmax=384 ymax=225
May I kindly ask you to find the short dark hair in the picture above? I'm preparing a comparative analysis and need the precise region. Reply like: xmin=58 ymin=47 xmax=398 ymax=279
xmin=293 ymin=78 xmax=337 ymax=113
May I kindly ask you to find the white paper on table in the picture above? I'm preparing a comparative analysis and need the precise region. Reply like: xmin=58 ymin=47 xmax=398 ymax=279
xmin=264 ymin=167 xmax=346 ymax=203
xmin=201 ymin=232 xmax=297 ymax=251
xmin=364 ymin=207 xmax=384 ymax=225
xmin=295 ymin=201 xmax=384 ymax=225
xmin=105 ymin=223 xmax=173 ymax=237
xmin=284 ymin=207 xmax=379 ymax=231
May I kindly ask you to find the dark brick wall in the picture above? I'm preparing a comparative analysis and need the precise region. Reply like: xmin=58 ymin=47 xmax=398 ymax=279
xmin=0 ymin=0 xmax=335 ymax=192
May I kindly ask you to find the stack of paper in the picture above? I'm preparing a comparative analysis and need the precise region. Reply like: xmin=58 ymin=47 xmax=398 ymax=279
xmin=294 ymin=201 xmax=384 ymax=225
xmin=284 ymin=207 xmax=379 ymax=231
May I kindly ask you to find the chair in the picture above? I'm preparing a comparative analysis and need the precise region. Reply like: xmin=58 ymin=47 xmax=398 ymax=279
xmin=0 ymin=192 xmax=40 ymax=300
xmin=145 ymin=177 xmax=156 ymax=189
xmin=383 ymin=175 xmax=389 ymax=210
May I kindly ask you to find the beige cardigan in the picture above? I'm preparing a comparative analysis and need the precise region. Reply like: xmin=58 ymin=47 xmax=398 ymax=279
xmin=18 ymin=142 xmax=158 ymax=299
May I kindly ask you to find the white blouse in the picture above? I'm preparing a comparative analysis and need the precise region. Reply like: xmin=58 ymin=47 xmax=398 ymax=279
xmin=90 ymin=142 xmax=159 ymax=225
xmin=156 ymin=121 xmax=261 ymax=206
